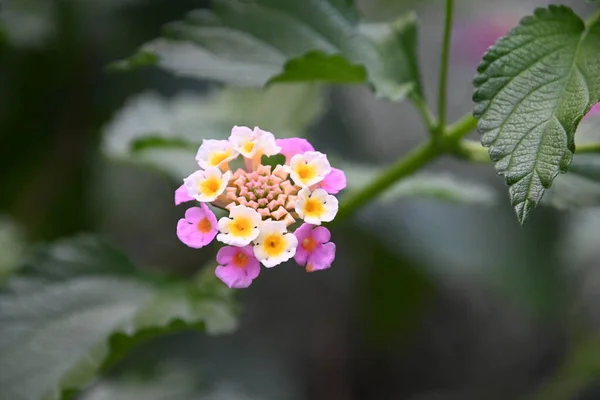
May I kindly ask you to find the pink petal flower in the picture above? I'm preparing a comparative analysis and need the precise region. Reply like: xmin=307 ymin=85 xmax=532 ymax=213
xmin=589 ymin=103 xmax=600 ymax=116
xmin=276 ymin=138 xmax=314 ymax=164
xmin=175 ymin=184 xmax=194 ymax=205
xmin=176 ymin=203 xmax=218 ymax=248
xmin=453 ymin=13 xmax=521 ymax=66
xmin=320 ymin=167 xmax=346 ymax=194
xmin=215 ymin=245 xmax=261 ymax=288
xmin=294 ymin=223 xmax=336 ymax=272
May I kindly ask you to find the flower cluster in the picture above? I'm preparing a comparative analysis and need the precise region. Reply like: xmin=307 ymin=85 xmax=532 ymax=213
xmin=175 ymin=126 xmax=346 ymax=289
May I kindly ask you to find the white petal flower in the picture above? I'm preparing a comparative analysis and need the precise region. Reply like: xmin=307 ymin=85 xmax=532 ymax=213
xmin=295 ymin=187 xmax=339 ymax=225
xmin=195 ymin=139 xmax=238 ymax=169
xmin=184 ymin=167 xmax=231 ymax=202
xmin=253 ymin=221 xmax=297 ymax=268
xmin=254 ymin=127 xmax=280 ymax=157
xmin=229 ymin=125 xmax=281 ymax=158
xmin=289 ymin=151 xmax=332 ymax=187
xmin=217 ymin=205 xmax=261 ymax=246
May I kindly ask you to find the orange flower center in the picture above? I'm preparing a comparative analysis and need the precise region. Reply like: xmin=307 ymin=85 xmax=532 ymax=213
xmin=232 ymin=252 xmax=248 ymax=268
xmin=196 ymin=218 xmax=213 ymax=233
xmin=302 ymin=236 xmax=318 ymax=253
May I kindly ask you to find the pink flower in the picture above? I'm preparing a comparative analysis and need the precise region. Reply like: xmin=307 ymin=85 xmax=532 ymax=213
xmin=175 ymin=184 xmax=194 ymax=205
xmin=589 ymin=103 xmax=600 ymax=116
xmin=215 ymin=245 xmax=261 ymax=288
xmin=294 ymin=223 xmax=336 ymax=272
xmin=320 ymin=167 xmax=346 ymax=194
xmin=276 ymin=137 xmax=314 ymax=164
xmin=176 ymin=203 xmax=218 ymax=248
xmin=453 ymin=13 xmax=521 ymax=66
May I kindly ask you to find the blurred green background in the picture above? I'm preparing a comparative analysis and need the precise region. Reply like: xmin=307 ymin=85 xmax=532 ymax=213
xmin=2 ymin=0 xmax=600 ymax=399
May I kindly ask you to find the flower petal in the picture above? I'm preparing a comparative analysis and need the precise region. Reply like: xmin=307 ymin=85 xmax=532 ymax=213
xmin=276 ymin=138 xmax=314 ymax=164
xmin=306 ymin=242 xmax=336 ymax=272
xmin=321 ymin=168 xmax=346 ymax=194
xmin=175 ymin=184 xmax=194 ymax=205
xmin=215 ymin=264 xmax=253 ymax=289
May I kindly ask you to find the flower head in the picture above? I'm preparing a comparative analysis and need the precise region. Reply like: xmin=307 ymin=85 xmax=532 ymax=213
xmin=253 ymin=221 xmax=297 ymax=268
xmin=215 ymin=245 xmax=260 ymax=288
xmin=175 ymin=127 xmax=345 ymax=288
xmin=196 ymin=139 xmax=238 ymax=170
xmin=295 ymin=187 xmax=339 ymax=225
xmin=184 ymin=167 xmax=231 ymax=202
xmin=294 ymin=223 xmax=336 ymax=272
xmin=217 ymin=205 xmax=261 ymax=247
xmin=289 ymin=151 xmax=331 ymax=187
xmin=176 ymin=203 xmax=218 ymax=248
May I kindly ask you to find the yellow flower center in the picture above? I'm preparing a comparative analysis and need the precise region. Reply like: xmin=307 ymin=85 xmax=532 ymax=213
xmin=229 ymin=216 xmax=253 ymax=237
xmin=242 ymin=141 xmax=255 ymax=154
xmin=208 ymin=150 xmax=231 ymax=167
xmin=302 ymin=236 xmax=318 ymax=252
xmin=262 ymin=234 xmax=287 ymax=257
xmin=232 ymin=252 xmax=249 ymax=268
xmin=196 ymin=217 xmax=213 ymax=234
xmin=295 ymin=163 xmax=317 ymax=183
xmin=303 ymin=198 xmax=325 ymax=218
xmin=199 ymin=176 xmax=222 ymax=197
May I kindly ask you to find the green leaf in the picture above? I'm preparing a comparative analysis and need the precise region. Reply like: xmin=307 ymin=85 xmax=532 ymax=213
xmin=113 ymin=1 xmax=422 ymax=100
xmin=473 ymin=5 xmax=600 ymax=223
xmin=269 ymin=51 xmax=367 ymax=84
xmin=344 ymin=167 xmax=497 ymax=205
xmin=544 ymin=116 xmax=600 ymax=209
xmin=102 ymin=84 xmax=324 ymax=179
xmin=0 ymin=236 xmax=237 ymax=400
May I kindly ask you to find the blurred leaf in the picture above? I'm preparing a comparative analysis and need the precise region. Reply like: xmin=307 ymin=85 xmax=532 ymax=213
xmin=473 ymin=5 xmax=600 ymax=223
xmin=83 ymin=364 xmax=258 ymax=400
xmin=344 ymin=167 xmax=497 ymax=205
xmin=113 ymin=1 xmax=421 ymax=100
xmin=545 ymin=117 xmax=600 ymax=209
xmin=83 ymin=367 xmax=201 ymax=400
xmin=269 ymin=51 xmax=367 ymax=84
xmin=0 ymin=216 xmax=25 ymax=283
xmin=0 ymin=236 xmax=238 ymax=400
xmin=102 ymin=84 xmax=324 ymax=179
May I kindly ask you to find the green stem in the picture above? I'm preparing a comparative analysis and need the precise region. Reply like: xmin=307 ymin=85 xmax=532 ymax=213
xmin=575 ymin=142 xmax=600 ymax=154
xmin=445 ymin=113 xmax=477 ymax=141
xmin=337 ymin=140 xmax=441 ymax=221
xmin=436 ymin=0 xmax=454 ymax=134
xmin=411 ymin=94 xmax=437 ymax=133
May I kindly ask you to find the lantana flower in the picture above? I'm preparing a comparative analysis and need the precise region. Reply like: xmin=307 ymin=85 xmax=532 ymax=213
xmin=294 ymin=223 xmax=336 ymax=272
xmin=175 ymin=126 xmax=345 ymax=288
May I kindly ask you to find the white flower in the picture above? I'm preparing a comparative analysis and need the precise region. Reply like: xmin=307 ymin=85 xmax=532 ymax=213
xmin=289 ymin=151 xmax=331 ymax=187
xmin=229 ymin=126 xmax=280 ymax=158
xmin=253 ymin=221 xmax=297 ymax=268
xmin=217 ymin=205 xmax=261 ymax=246
xmin=184 ymin=167 xmax=231 ymax=202
xmin=295 ymin=187 xmax=338 ymax=225
xmin=195 ymin=139 xmax=238 ymax=169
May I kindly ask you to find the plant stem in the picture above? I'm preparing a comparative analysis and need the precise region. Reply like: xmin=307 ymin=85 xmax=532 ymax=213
xmin=436 ymin=0 xmax=454 ymax=134
xmin=411 ymin=95 xmax=437 ymax=132
xmin=337 ymin=140 xmax=440 ymax=221
xmin=455 ymin=140 xmax=491 ymax=163
xmin=445 ymin=113 xmax=477 ymax=141
xmin=576 ymin=142 xmax=600 ymax=154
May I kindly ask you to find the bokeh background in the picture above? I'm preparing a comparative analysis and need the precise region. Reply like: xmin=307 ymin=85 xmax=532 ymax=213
xmin=2 ymin=0 xmax=600 ymax=399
